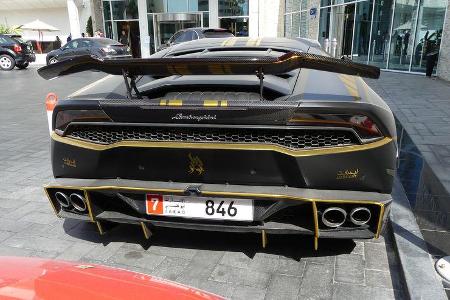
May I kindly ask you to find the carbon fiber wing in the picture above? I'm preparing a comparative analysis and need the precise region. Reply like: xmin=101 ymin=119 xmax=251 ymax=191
xmin=37 ymin=52 xmax=380 ymax=80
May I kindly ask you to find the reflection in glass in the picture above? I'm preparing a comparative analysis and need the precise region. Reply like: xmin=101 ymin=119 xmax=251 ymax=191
xmin=203 ymin=12 xmax=209 ymax=27
xmin=103 ymin=1 xmax=111 ymax=21
xmin=292 ymin=13 xmax=300 ymax=37
xmin=330 ymin=4 xmax=355 ymax=57
xmin=368 ymin=0 xmax=393 ymax=68
xmin=147 ymin=0 xmax=165 ymax=13
xmin=300 ymin=11 xmax=308 ymax=38
xmin=318 ymin=7 xmax=331 ymax=49
xmin=220 ymin=18 xmax=249 ymax=36
xmin=167 ymin=0 xmax=188 ymax=12
xmin=352 ymin=1 xmax=372 ymax=63
xmin=111 ymin=0 xmax=139 ymax=20
xmin=147 ymin=14 xmax=155 ymax=54
xmin=388 ymin=0 xmax=418 ymax=71
xmin=219 ymin=0 xmax=249 ymax=17
xmin=105 ymin=21 xmax=113 ymax=39
xmin=411 ymin=0 xmax=446 ymax=73
xmin=285 ymin=14 xmax=292 ymax=38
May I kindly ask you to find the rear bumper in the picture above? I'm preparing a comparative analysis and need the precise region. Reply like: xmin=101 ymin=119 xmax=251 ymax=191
xmin=15 ymin=53 xmax=35 ymax=63
xmin=44 ymin=178 xmax=392 ymax=248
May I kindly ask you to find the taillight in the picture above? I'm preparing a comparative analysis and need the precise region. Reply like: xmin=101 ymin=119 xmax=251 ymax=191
xmin=289 ymin=113 xmax=383 ymax=142
xmin=13 ymin=44 xmax=22 ymax=53
xmin=45 ymin=93 xmax=58 ymax=135
xmin=54 ymin=110 xmax=112 ymax=134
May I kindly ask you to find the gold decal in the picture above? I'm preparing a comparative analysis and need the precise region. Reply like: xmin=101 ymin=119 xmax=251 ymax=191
xmin=336 ymin=169 xmax=359 ymax=180
xmin=188 ymin=153 xmax=204 ymax=175
xmin=63 ymin=158 xmax=76 ymax=168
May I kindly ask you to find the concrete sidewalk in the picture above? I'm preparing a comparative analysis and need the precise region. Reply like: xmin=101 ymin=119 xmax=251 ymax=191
xmin=366 ymin=72 xmax=450 ymax=193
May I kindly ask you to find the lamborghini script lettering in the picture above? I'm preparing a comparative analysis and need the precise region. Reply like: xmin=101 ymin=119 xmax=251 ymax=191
xmin=188 ymin=153 xmax=204 ymax=175
xmin=172 ymin=113 xmax=217 ymax=122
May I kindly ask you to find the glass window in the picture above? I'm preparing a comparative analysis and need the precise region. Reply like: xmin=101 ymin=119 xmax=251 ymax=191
xmin=292 ymin=13 xmax=300 ymax=37
xmin=167 ymin=0 xmax=188 ymax=12
xmin=300 ymin=0 xmax=308 ymax=10
xmin=219 ymin=18 xmax=249 ymax=36
xmin=285 ymin=14 xmax=292 ymax=38
xmin=103 ymin=1 xmax=111 ymax=20
xmin=411 ymin=0 xmax=446 ymax=73
xmin=368 ymin=0 xmax=393 ymax=68
xmin=318 ymin=7 xmax=331 ymax=48
xmin=352 ymin=0 xmax=373 ymax=63
xmin=105 ymin=21 xmax=113 ymax=39
xmin=202 ymin=12 xmax=209 ymax=27
xmin=388 ymin=0 xmax=419 ymax=71
xmin=147 ymin=14 xmax=155 ymax=54
xmin=147 ymin=0 xmax=165 ymax=13
xmin=112 ymin=0 xmax=138 ymax=20
xmin=300 ymin=11 xmax=308 ymax=38
xmin=188 ymin=0 xmax=207 ymax=11
xmin=219 ymin=0 xmax=249 ymax=17
xmin=286 ymin=0 xmax=301 ymax=13
xmin=321 ymin=0 xmax=332 ymax=7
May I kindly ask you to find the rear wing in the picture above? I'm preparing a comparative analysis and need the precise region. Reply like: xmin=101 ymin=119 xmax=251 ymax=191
xmin=37 ymin=52 xmax=380 ymax=80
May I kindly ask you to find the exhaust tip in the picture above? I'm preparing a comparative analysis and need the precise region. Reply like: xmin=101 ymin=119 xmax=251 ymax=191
xmin=69 ymin=193 xmax=87 ymax=212
xmin=55 ymin=191 xmax=70 ymax=208
xmin=321 ymin=207 xmax=347 ymax=228
xmin=349 ymin=207 xmax=371 ymax=226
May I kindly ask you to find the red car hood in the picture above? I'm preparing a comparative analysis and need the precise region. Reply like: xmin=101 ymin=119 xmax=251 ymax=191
xmin=0 ymin=256 xmax=223 ymax=300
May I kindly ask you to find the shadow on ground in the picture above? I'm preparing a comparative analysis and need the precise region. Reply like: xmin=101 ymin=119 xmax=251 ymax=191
xmin=63 ymin=219 xmax=356 ymax=260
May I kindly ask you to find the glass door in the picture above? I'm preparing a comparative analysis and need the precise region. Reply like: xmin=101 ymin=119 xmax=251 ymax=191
xmin=154 ymin=13 xmax=202 ymax=50
xmin=330 ymin=3 xmax=355 ymax=57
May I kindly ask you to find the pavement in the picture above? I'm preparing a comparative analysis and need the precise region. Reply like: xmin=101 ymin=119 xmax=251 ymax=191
xmin=0 ymin=67 xmax=406 ymax=299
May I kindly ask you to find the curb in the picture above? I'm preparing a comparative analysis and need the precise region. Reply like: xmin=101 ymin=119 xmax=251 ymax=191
xmin=390 ymin=177 xmax=447 ymax=299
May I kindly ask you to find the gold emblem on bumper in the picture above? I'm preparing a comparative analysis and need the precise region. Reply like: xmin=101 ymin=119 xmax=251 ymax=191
xmin=188 ymin=153 xmax=204 ymax=175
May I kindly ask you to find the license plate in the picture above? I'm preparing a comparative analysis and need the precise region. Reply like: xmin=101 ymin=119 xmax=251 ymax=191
xmin=146 ymin=194 xmax=253 ymax=221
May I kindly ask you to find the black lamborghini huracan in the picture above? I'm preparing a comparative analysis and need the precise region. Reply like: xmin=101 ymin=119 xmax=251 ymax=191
xmin=38 ymin=37 xmax=397 ymax=249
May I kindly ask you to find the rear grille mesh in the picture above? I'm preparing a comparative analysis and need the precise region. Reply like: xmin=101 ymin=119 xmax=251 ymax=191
xmin=66 ymin=125 xmax=359 ymax=150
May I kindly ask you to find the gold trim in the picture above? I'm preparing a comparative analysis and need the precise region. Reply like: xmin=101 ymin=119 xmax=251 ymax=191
xmin=339 ymin=74 xmax=360 ymax=100
xmin=51 ymin=133 xmax=392 ymax=157
xmin=375 ymin=205 xmax=385 ymax=239
xmin=312 ymin=201 xmax=319 ymax=239
xmin=44 ymin=187 xmax=60 ymax=217
xmin=160 ymin=99 xmax=182 ymax=106
xmin=96 ymin=221 xmax=104 ymax=235
xmin=44 ymin=184 xmax=386 ymax=239
xmin=203 ymin=100 xmax=228 ymax=107
xmin=83 ymin=190 xmax=95 ymax=222
xmin=141 ymin=222 xmax=152 ymax=239
xmin=261 ymin=230 xmax=267 ymax=248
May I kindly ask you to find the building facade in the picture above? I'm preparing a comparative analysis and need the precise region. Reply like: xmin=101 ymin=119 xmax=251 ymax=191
xmin=285 ymin=0 xmax=449 ymax=78
xmin=0 ymin=0 xmax=91 ymax=50
xmin=95 ymin=0 xmax=284 ymax=57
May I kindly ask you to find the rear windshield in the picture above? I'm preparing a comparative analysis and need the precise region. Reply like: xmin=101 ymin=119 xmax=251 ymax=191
xmin=11 ymin=37 xmax=27 ymax=43
xmin=203 ymin=31 xmax=234 ymax=38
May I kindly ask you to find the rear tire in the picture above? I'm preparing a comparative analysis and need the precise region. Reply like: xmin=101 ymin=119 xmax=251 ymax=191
xmin=0 ymin=54 xmax=15 ymax=71
xmin=16 ymin=62 xmax=29 ymax=69
xmin=48 ymin=57 xmax=58 ymax=65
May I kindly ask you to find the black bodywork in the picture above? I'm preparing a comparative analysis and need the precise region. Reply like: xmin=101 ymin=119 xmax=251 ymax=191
xmin=39 ymin=37 xmax=397 ymax=249
xmin=46 ymin=38 xmax=131 ymax=65
xmin=0 ymin=34 xmax=35 ymax=70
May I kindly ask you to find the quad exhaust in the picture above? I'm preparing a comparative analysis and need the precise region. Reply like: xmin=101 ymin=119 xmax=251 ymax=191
xmin=69 ymin=193 xmax=87 ymax=212
xmin=55 ymin=191 xmax=70 ymax=208
xmin=53 ymin=191 xmax=87 ymax=213
xmin=349 ymin=207 xmax=371 ymax=226
xmin=321 ymin=207 xmax=347 ymax=228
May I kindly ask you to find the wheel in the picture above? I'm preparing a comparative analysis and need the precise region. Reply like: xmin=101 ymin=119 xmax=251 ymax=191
xmin=16 ymin=62 xmax=29 ymax=69
xmin=48 ymin=57 xmax=58 ymax=64
xmin=0 ymin=54 xmax=15 ymax=71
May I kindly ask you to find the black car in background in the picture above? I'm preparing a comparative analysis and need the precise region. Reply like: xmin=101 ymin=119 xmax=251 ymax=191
xmin=46 ymin=38 xmax=131 ymax=65
xmin=159 ymin=28 xmax=234 ymax=51
xmin=0 ymin=34 xmax=35 ymax=70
